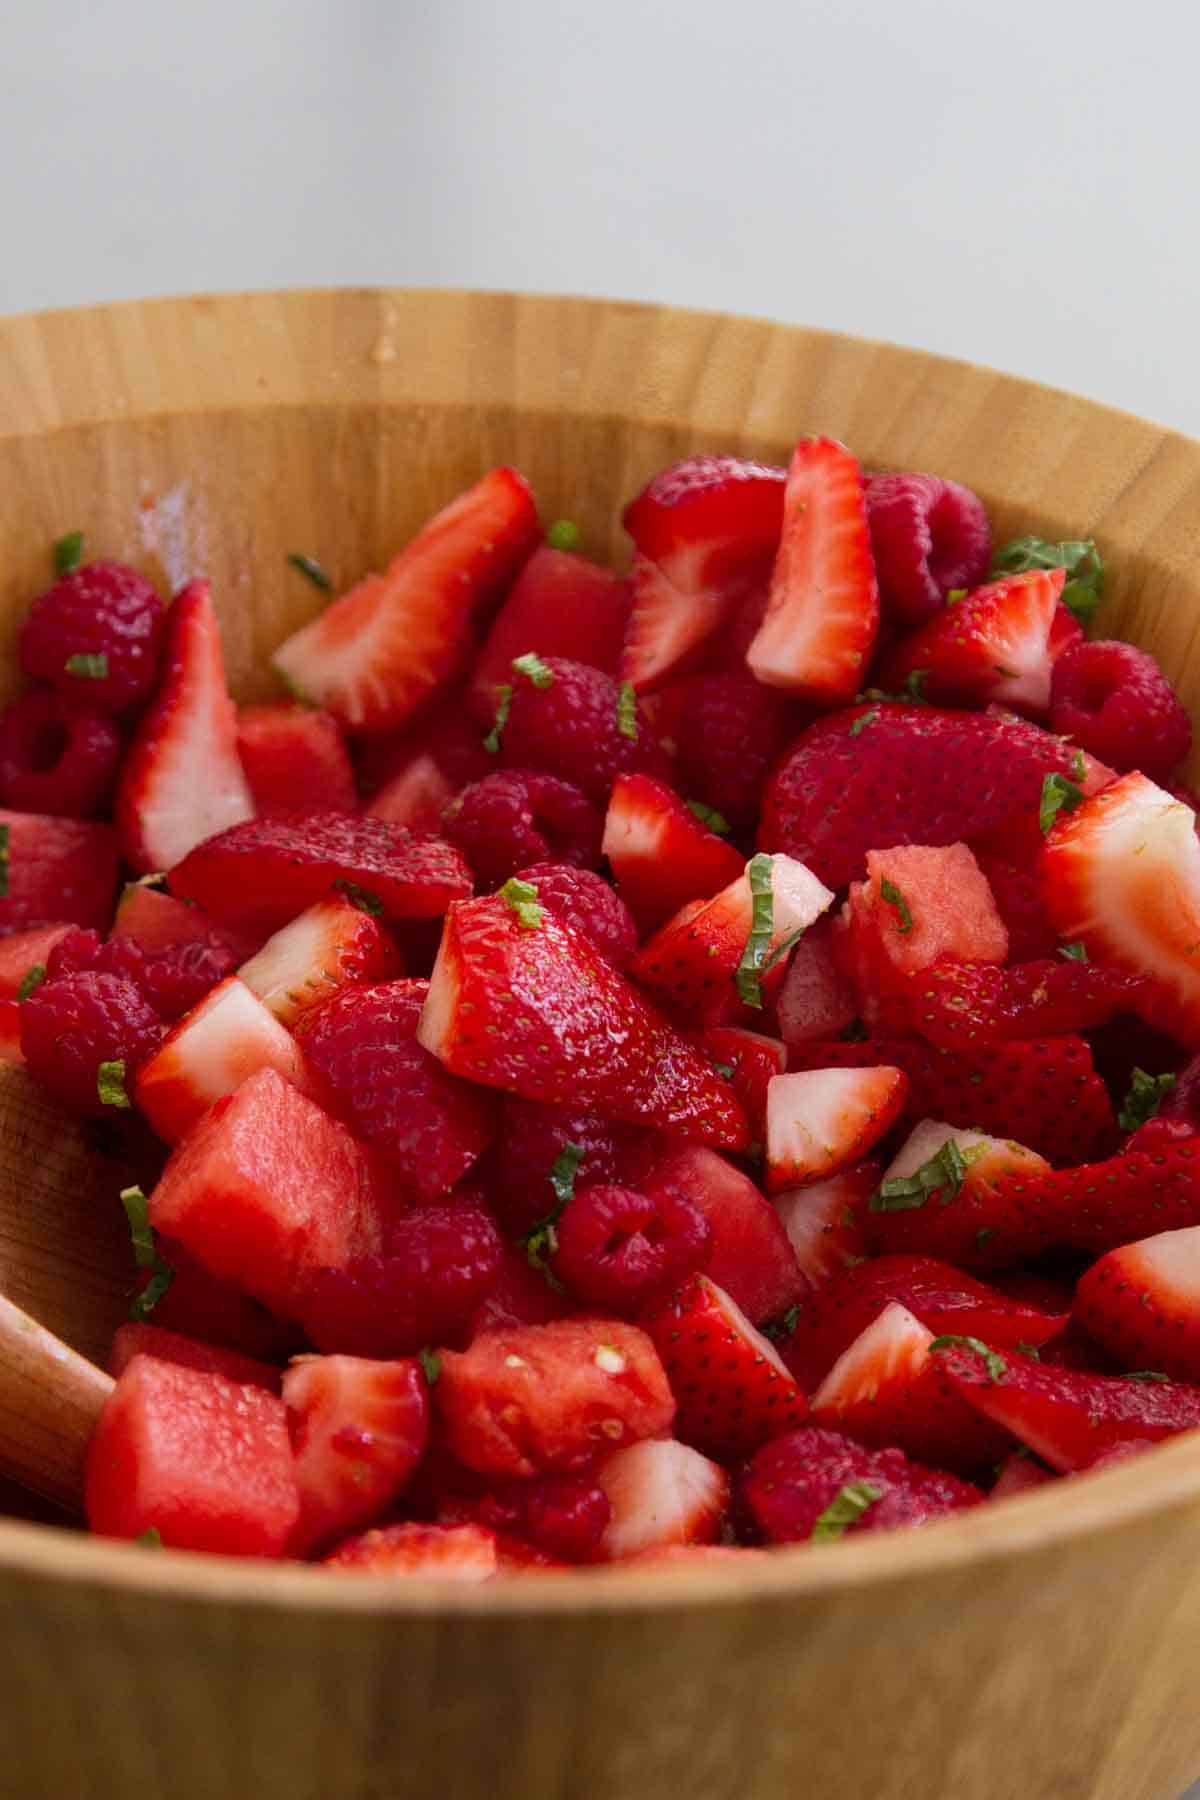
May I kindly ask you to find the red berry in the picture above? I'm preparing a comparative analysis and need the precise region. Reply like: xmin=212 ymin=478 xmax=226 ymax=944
xmin=1049 ymin=639 xmax=1191 ymax=778
xmin=736 ymin=1425 xmax=983 ymax=1543
xmin=551 ymin=1181 xmax=711 ymax=1312
xmin=442 ymin=769 xmax=602 ymax=886
xmin=495 ymin=656 xmax=672 ymax=806
xmin=0 ymin=688 xmax=122 ymax=817
xmin=46 ymin=924 xmax=237 ymax=1021
xmin=514 ymin=861 xmax=638 ymax=968
xmin=19 ymin=561 xmax=166 ymax=715
xmin=864 ymin=472 xmax=992 ymax=624
xmin=488 ymin=1099 xmax=663 ymax=1237
xmin=478 ymin=1474 xmax=611 ymax=1564
xmin=653 ymin=671 xmax=804 ymax=833
xmin=19 ymin=969 xmax=163 ymax=1114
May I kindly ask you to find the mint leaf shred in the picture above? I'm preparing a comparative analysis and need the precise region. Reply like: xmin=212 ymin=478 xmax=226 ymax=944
xmin=1058 ymin=942 xmax=1088 ymax=962
xmin=848 ymin=708 xmax=879 ymax=739
xmin=287 ymin=552 xmax=332 ymax=592
xmin=54 ymin=531 xmax=85 ymax=575
xmin=1117 ymin=1068 xmax=1177 ymax=1134
xmin=1125 ymin=1370 xmax=1170 ymax=1383
xmin=121 ymin=1184 xmax=175 ymax=1321
xmin=761 ymin=1303 xmax=801 ymax=1343
xmin=97 ymin=1059 xmax=131 ymax=1110
xmin=1069 ymin=748 xmax=1086 ymax=782
xmin=419 ymin=1347 xmax=442 ymax=1386
xmin=811 ymin=1480 xmax=882 ymax=1541
xmin=615 ymin=680 xmax=639 ymax=741
xmin=16 ymin=964 xmax=45 ymax=1002
xmin=734 ymin=853 xmax=775 ymax=1009
xmin=1039 ymin=772 xmax=1084 ymax=834
xmin=871 ymin=1139 xmax=975 ymax=1213
xmin=512 ymin=651 xmax=555 ymax=689
xmin=928 ymin=1335 xmax=1008 ymax=1382
xmin=546 ymin=519 xmax=581 ymax=551
xmin=65 ymin=652 xmax=108 ymax=679
xmin=136 ymin=1527 xmax=163 ymax=1549
xmin=483 ymin=683 xmax=513 ymax=754
xmin=521 ymin=1141 xmax=585 ymax=1288
xmin=686 ymin=799 xmax=731 ymax=836
xmin=499 ymin=876 xmax=543 ymax=930
xmin=945 ymin=588 xmax=967 ymax=604
xmin=332 ymin=878 xmax=384 ymax=917
xmin=990 ymin=535 xmax=1104 ymax=624
xmin=879 ymin=877 xmax=913 ymax=935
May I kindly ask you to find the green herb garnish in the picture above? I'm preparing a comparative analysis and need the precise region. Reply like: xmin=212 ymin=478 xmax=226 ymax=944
xmin=521 ymin=1141 xmax=585 ymax=1288
xmin=871 ymin=1139 xmax=973 ymax=1213
xmin=483 ymin=683 xmax=513 ymax=753
xmin=1125 ymin=1370 xmax=1170 ymax=1383
xmin=1069 ymin=749 xmax=1087 ymax=782
xmin=848 ymin=708 xmax=879 ymax=739
xmin=1058 ymin=942 xmax=1088 ymax=962
xmin=879 ymin=877 xmax=913 ymax=935
xmin=121 ymin=1184 xmax=175 ymax=1321
xmin=945 ymin=588 xmax=967 ymax=604
xmin=685 ymin=799 xmax=731 ymax=836
xmin=990 ymin=535 xmax=1103 ymax=625
xmin=761 ymin=1304 xmax=801 ymax=1343
xmin=332 ymin=878 xmax=384 ymax=917
xmin=615 ymin=680 xmax=639 ymax=741
xmin=136 ymin=1527 xmax=163 ymax=1549
xmin=64 ymin=652 xmax=108 ymax=679
xmin=1117 ymin=1067 xmax=1177 ymax=1133
xmin=1015 ymin=1341 xmax=1043 ymax=1361
xmin=811 ymin=1481 xmax=882 ymax=1541
xmin=1039 ymin=772 xmax=1084 ymax=834
xmin=419 ymin=1348 xmax=442 ymax=1386
xmin=546 ymin=519 xmax=581 ymax=551
xmin=712 ymin=1061 xmax=736 ymax=1081
xmin=16 ymin=964 xmax=45 ymax=1002
xmin=287 ymin=552 xmax=333 ymax=592
xmin=734 ymin=853 xmax=775 ymax=1010
xmin=499 ymin=876 xmax=543 ymax=930
xmin=97 ymin=1060 xmax=131 ymax=1110
xmin=512 ymin=651 xmax=555 ymax=689
xmin=54 ymin=531 xmax=85 ymax=575
xmin=929 ymin=1335 xmax=1008 ymax=1382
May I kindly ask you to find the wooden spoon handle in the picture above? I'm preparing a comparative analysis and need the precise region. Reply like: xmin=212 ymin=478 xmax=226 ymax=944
xmin=0 ymin=1292 xmax=113 ymax=1513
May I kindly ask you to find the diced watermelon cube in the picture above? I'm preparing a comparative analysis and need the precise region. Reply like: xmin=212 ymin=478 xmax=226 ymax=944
xmin=236 ymin=703 xmax=357 ymax=816
xmin=0 ymin=811 xmax=118 ymax=933
xmin=108 ymin=1322 xmax=281 ymax=1390
xmin=0 ymin=924 xmax=74 ymax=998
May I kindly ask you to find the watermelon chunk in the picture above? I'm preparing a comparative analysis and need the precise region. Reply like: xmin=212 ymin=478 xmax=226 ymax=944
xmin=108 ymin=1322 xmax=281 ymax=1391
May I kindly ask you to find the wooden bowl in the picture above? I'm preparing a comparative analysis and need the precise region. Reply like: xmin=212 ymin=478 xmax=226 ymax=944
xmin=1 ymin=289 xmax=1199 ymax=1800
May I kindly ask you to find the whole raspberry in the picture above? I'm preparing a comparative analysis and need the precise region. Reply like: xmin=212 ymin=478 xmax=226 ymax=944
xmin=1049 ymin=639 xmax=1191 ymax=778
xmin=865 ymin=472 xmax=992 ymax=623
xmin=19 ymin=561 xmax=166 ymax=715
xmin=297 ymin=979 xmax=497 ymax=1198
xmin=442 ymin=769 xmax=602 ymax=886
xmin=494 ymin=656 xmax=673 ymax=806
xmin=299 ymin=1191 xmax=503 ymax=1356
xmin=488 ymin=1099 xmax=664 ymax=1237
xmin=476 ymin=1474 xmax=611 ymax=1564
xmin=46 ymin=926 xmax=237 ymax=1021
xmin=550 ymin=1181 xmax=711 ymax=1312
xmin=19 ymin=969 xmax=164 ymax=1115
xmin=653 ymin=671 xmax=804 ymax=833
xmin=735 ymin=1426 xmax=983 ymax=1544
xmin=514 ymin=861 xmax=638 ymax=968
xmin=0 ymin=688 xmax=122 ymax=817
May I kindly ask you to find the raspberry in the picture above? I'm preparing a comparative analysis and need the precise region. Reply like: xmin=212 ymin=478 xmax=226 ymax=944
xmin=441 ymin=769 xmax=602 ymax=886
xmin=653 ymin=671 xmax=804 ymax=833
xmin=488 ymin=1099 xmax=663 ymax=1237
xmin=865 ymin=472 xmax=992 ymax=624
xmin=550 ymin=1182 xmax=711 ymax=1312
xmin=297 ymin=979 xmax=497 ymax=1199
xmin=514 ymin=861 xmax=638 ymax=968
xmin=735 ymin=1426 xmax=983 ymax=1544
xmin=46 ymin=925 xmax=237 ymax=1021
xmin=19 ymin=969 xmax=164 ymax=1114
xmin=19 ymin=561 xmax=166 ymax=715
xmin=1049 ymin=639 xmax=1191 ymax=778
xmin=0 ymin=688 xmax=122 ymax=817
xmin=495 ymin=656 xmax=673 ymax=806
xmin=299 ymin=1192 xmax=503 ymax=1357
xmin=476 ymin=1474 xmax=611 ymax=1564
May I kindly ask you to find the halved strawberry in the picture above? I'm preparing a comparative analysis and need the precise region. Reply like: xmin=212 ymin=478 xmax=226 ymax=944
xmin=134 ymin=976 xmax=311 ymax=1143
xmin=810 ymin=1302 xmax=1013 ymax=1471
xmin=418 ymin=893 xmax=748 ymax=1147
xmin=863 ymin=1119 xmax=1052 ymax=1269
xmin=774 ymin=919 xmax=858 ymax=1047
xmin=272 ymin=467 xmax=539 ymax=734
xmin=934 ymin=1339 xmax=1200 ymax=1471
xmin=601 ymin=772 xmax=745 ymax=936
xmin=878 ymin=568 xmax=1071 ymax=715
xmin=689 ymin=1025 xmax=786 ymax=1138
xmin=1040 ymin=771 xmax=1200 ymax=1047
xmin=470 ymin=545 xmax=631 ymax=704
xmin=0 ymin=811 xmax=119 ymax=934
xmin=772 ymin=1160 xmax=877 ymax=1286
xmin=642 ymin=1272 xmax=807 ymax=1459
xmin=283 ymin=1353 xmax=429 ymax=1554
xmin=746 ymin=438 xmax=879 ymax=700
xmin=620 ymin=456 xmax=786 ymax=690
xmin=237 ymin=897 xmax=402 ymax=1027
xmin=116 ymin=581 xmax=255 ymax=874
xmin=737 ymin=1424 xmax=984 ymax=1543
xmin=595 ymin=1438 xmax=729 ymax=1560
xmin=910 ymin=956 xmax=1148 ymax=1049
xmin=108 ymin=1322 xmax=281 ymax=1389
xmin=641 ymin=1145 xmax=803 ymax=1323
xmin=235 ymin=702 xmax=356 ymax=815
xmin=765 ymin=1066 xmax=908 ymax=1191
xmin=991 ymin=1451 xmax=1056 ymax=1499
xmin=324 ymin=1521 xmax=498 ymax=1580
xmin=1075 ymin=1226 xmax=1200 ymax=1381
xmin=0 ymin=924 xmax=74 ymax=998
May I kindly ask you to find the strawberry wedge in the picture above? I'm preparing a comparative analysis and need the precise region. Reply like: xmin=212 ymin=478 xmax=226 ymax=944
xmin=595 ymin=1438 xmax=729 ymax=1560
xmin=747 ymin=437 xmax=879 ymax=700
xmin=765 ymin=1065 xmax=908 ymax=1190
xmin=602 ymin=772 xmax=745 ymax=935
xmin=418 ymin=892 xmax=749 ymax=1146
xmin=878 ymin=567 xmax=1073 ymax=715
xmin=272 ymin=467 xmax=539 ymax=734
xmin=1074 ymin=1226 xmax=1200 ymax=1382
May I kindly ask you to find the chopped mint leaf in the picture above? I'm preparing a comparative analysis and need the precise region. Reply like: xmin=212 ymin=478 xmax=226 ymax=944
xmin=1058 ymin=942 xmax=1088 ymax=962
xmin=879 ymin=877 xmax=913 ymax=935
xmin=929 ymin=1335 xmax=1008 ymax=1382
xmin=904 ymin=669 xmax=929 ymax=702
xmin=990 ymin=535 xmax=1103 ymax=624
xmin=615 ymin=680 xmax=639 ymax=741
xmin=840 ymin=1018 xmax=868 ymax=1042
xmin=1069 ymin=748 xmax=1086 ymax=782
xmin=1039 ymin=772 xmax=1084 ymax=834
xmin=0 ymin=821 xmax=9 ymax=899
xmin=685 ymin=799 xmax=731 ymax=836
xmin=16 ymin=964 xmax=45 ymax=1002
xmin=1125 ymin=1370 xmax=1170 ymax=1383
xmin=760 ymin=924 xmax=809 ymax=976
xmin=712 ymin=1061 xmax=736 ymax=1081
xmin=520 ymin=1141 xmax=585 ymax=1289
xmin=1117 ymin=1067 xmax=1176 ymax=1133
xmin=54 ymin=531 xmax=84 ymax=575
xmin=419 ymin=1347 xmax=442 ymax=1386
xmin=549 ymin=1142 xmax=585 ymax=1206
xmin=546 ymin=519 xmax=581 ymax=552
xmin=64 ymin=652 xmax=108 ymax=679
xmin=945 ymin=588 xmax=967 ymax=604
xmin=121 ymin=1183 xmax=175 ymax=1321
xmin=810 ymin=1480 xmax=882 ymax=1541
xmin=871 ymin=1138 xmax=974 ymax=1213
xmin=499 ymin=876 xmax=543 ymax=930
xmin=734 ymin=853 xmax=775 ymax=1010
xmin=131 ymin=1266 xmax=174 ymax=1321
xmin=512 ymin=651 xmax=555 ymax=689
xmin=761 ymin=1304 xmax=801 ymax=1343
xmin=97 ymin=1059 xmax=131 ymax=1110
xmin=1015 ymin=1340 xmax=1042 ymax=1361
xmin=332 ymin=878 xmax=384 ymax=917
xmin=483 ymin=682 xmax=513 ymax=754
xmin=287 ymin=552 xmax=332 ymax=592
xmin=136 ymin=1527 xmax=163 ymax=1549
xmin=848 ymin=708 xmax=880 ymax=739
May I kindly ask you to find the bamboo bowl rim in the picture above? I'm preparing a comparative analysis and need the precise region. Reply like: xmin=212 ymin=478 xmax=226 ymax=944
xmin=2 ymin=284 xmax=1198 ymax=1619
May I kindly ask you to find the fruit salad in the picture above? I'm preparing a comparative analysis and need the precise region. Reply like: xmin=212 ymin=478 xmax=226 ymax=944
xmin=4 ymin=442 xmax=1200 ymax=1577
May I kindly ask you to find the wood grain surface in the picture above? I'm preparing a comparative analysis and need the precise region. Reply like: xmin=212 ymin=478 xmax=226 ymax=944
xmin=0 ymin=289 xmax=1198 ymax=1800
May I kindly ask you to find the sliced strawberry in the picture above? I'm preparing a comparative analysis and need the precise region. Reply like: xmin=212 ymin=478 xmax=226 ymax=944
xmin=765 ymin=1065 xmax=908 ymax=1191
xmin=774 ymin=919 xmax=858 ymax=1047
xmin=628 ymin=853 xmax=834 ymax=1026
xmin=116 ymin=581 xmax=255 ymax=874
xmin=283 ymin=1353 xmax=429 ymax=1554
xmin=689 ymin=1025 xmax=786 ymax=1137
xmin=324 ymin=1521 xmax=498 ymax=1580
xmin=1040 ymin=771 xmax=1200 ymax=1047
xmin=810 ymin=1302 xmax=1012 ymax=1470
xmin=641 ymin=1145 xmax=803 ymax=1323
xmin=601 ymin=772 xmax=744 ymax=936
xmin=235 ymin=703 xmax=356 ymax=815
xmin=864 ymin=1119 xmax=1052 ymax=1269
xmin=168 ymin=812 xmax=471 ymax=937
xmin=134 ymin=975 xmax=311 ymax=1143
xmin=470 ymin=545 xmax=631 ymax=704
xmin=0 ymin=924 xmax=73 ymax=998
xmin=772 ymin=1160 xmax=877 ymax=1286
xmin=418 ymin=893 xmax=748 ymax=1147
xmin=0 ymin=810 xmax=118 ymax=933
xmin=366 ymin=752 xmax=458 ymax=833
xmin=1075 ymin=1225 xmax=1200 ymax=1381
xmin=746 ymin=438 xmax=879 ymax=701
xmin=110 ymin=881 xmax=258 ymax=962
xmin=620 ymin=456 xmax=786 ymax=690
xmin=108 ymin=1322 xmax=281 ymax=1389
xmin=595 ymin=1438 xmax=729 ymax=1560
xmin=934 ymin=1339 xmax=1200 ymax=1472
xmin=878 ymin=568 xmax=1070 ymax=715
xmin=737 ymin=1424 xmax=984 ymax=1543
xmin=972 ymin=849 xmax=1061 ymax=962
xmin=642 ymin=1272 xmax=807 ymax=1459
xmin=911 ymin=956 xmax=1148 ymax=1049
xmin=237 ymin=897 xmax=402 ymax=1027
xmin=991 ymin=1451 xmax=1056 ymax=1499
xmin=272 ymin=467 xmax=539 ymax=734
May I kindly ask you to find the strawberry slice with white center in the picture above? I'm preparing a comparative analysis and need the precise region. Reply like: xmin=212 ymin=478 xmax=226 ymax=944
xmin=620 ymin=456 xmax=786 ymax=690
xmin=765 ymin=1065 xmax=908 ymax=1191
xmin=134 ymin=975 xmax=311 ymax=1143
xmin=1074 ymin=1225 xmax=1200 ymax=1383
xmin=237 ymin=897 xmax=402 ymax=1027
xmin=283 ymin=1353 xmax=430 ymax=1555
xmin=747 ymin=437 xmax=879 ymax=700
xmin=641 ymin=1272 xmax=807 ymax=1459
xmin=366 ymin=752 xmax=458 ymax=833
xmin=272 ymin=467 xmax=539 ymax=734
xmin=594 ymin=1437 xmax=730 ymax=1560
xmin=323 ymin=1520 xmax=499 ymax=1580
xmin=116 ymin=580 xmax=255 ymax=874
xmin=864 ymin=1119 xmax=1051 ymax=1269
xmin=772 ymin=1159 xmax=877 ymax=1285
xmin=878 ymin=567 xmax=1073 ymax=715
xmin=1040 ymin=771 xmax=1200 ymax=1047
xmin=602 ymin=772 xmax=745 ymax=936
